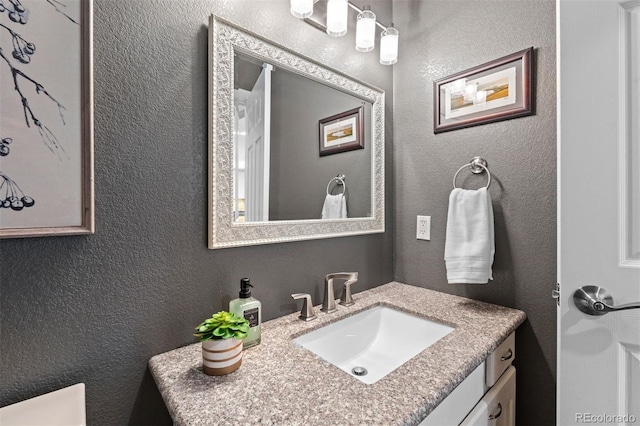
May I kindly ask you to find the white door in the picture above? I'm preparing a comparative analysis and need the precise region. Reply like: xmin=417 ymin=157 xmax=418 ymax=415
xmin=245 ymin=63 xmax=273 ymax=222
xmin=558 ymin=0 xmax=640 ymax=424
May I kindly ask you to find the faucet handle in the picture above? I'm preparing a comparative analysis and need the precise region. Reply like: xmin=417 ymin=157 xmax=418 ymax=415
xmin=291 ymin=293 xmax=317 ymax=321
xmin=339 ymin=272 xmax=358 ymax=306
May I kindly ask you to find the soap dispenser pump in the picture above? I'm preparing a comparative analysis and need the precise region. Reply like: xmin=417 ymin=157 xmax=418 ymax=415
xmin=229 ymin=278 xmax=261 ymax=349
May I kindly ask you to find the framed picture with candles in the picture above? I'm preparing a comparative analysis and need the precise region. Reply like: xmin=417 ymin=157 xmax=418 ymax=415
xmin=319 ymin=106 xmax=364 ymax=157
xmin=433 ymin=47 xmax=533 ymax=133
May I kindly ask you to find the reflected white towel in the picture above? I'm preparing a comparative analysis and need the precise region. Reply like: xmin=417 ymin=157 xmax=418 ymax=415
xmin=321 ymin=194 xmax=347 ymax=219
xmin=444 ymin=187 xmax=494 ymax=284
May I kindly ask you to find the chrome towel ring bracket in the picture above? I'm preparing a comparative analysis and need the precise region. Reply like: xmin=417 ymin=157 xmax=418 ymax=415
xmin=327 ymin=174 xmax=347 ymax=197
xmin=453 ymin=157 xmax=491 ymax=189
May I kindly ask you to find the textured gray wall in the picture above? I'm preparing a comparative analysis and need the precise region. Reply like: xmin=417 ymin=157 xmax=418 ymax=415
xmin=392 ymin=1 xmax=556 ymax=425
xmin=0 ymin=1 xmax=393 ymax=424
xmin=270 ymin=70 xmax=372 ymax=220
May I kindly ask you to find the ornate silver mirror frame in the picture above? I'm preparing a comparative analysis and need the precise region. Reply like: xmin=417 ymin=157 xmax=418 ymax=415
xmin=208 ymin=15 xmax=385 ymax=249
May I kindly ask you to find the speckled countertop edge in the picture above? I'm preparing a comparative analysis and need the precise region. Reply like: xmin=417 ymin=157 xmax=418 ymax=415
xmin=149 ymin=282 xmax=526 ymax=426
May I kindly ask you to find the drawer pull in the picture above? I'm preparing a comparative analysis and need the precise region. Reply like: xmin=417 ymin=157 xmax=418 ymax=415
xmin=488 ymin=402 xmax=503 ymax=420
xmin=500 ymin=349 xmax=513 ymax=361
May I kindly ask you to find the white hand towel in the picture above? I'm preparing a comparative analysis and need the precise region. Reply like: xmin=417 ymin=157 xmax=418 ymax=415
xmin=321 ymin=194 xmax=347 ymax=219
xmin=444 ymin=187 xmax=494 ymax=284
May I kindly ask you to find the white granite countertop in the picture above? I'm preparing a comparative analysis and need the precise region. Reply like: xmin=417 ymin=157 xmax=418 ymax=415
xmin=149 ymin=282 xmax=526 ymax=426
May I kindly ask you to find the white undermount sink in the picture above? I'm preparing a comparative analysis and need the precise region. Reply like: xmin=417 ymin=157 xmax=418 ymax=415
xmin=292 ymin=305 xmax=454 ymax=384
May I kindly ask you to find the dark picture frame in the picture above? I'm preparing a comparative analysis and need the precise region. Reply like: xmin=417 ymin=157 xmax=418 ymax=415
xmin=434 ymin=47 xmax=533 ymax=134
xmin=319 ymin=106 xmax=364 ymax=156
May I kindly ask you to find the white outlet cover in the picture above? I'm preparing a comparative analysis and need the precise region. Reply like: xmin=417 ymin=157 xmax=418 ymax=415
xmin=417 ymin=215 xmax=431 ymax=240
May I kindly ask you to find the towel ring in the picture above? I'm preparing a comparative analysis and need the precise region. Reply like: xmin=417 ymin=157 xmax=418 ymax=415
xmin=327 ymin=175 xmax=347 ymax=196
xmin=453 ymin=157 xmax=491 ymax=189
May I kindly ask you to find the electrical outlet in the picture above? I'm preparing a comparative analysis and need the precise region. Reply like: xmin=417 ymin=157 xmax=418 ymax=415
xmin=417 ymin=215 xmax=431 ymax=240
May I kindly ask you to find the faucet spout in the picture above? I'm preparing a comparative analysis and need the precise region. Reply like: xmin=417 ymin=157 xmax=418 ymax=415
xmin=322 ymin=272 xmax=358 ymax=313
xmin=322 ymin=275 xmax=337 ymax=313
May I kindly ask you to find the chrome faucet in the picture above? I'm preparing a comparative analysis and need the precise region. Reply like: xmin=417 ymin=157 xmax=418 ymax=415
xmin=322 ymin=272 xmax=358 ymax=313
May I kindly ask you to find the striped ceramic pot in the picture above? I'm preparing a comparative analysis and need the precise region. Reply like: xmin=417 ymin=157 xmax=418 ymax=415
xmin=201 ymin=338 xmax=243 ymax=376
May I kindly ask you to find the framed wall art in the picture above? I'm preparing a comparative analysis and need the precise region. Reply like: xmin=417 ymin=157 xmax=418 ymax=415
xmin=319 ymin=106 xmax=364 ymax=156
xmin=0 ymin=0 xmax=94 ymax=238
xmin=434 ymin=47 xmax=533 ymax=133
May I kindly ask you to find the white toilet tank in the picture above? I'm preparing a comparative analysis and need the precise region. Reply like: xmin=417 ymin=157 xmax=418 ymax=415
xmin=0 ymin=383 xmax=86 ymax=426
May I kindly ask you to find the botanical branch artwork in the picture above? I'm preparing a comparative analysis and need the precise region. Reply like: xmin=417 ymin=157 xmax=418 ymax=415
xmin=0 ymin=0 xmax=83 ymax=228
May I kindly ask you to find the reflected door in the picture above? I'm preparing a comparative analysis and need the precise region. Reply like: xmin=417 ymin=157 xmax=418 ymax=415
xmin=558 ymin=0 xmax=640 ymax=424
xmin=245 ymin=63 xmax=273 ymax=222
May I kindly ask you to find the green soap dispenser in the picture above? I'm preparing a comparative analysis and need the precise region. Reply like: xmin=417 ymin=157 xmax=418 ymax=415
xmin=229 ymin=278 xmax=261 ymax=349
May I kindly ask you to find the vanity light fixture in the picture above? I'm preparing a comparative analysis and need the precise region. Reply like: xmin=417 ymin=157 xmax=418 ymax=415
xmin=355 ymin=6 xmax=376 ymax=52
xmin=290 ymin=0 xmax=400 ymax=65
xmin=446 ymin=79 xmax=488 ymax=105
xmin=327 ymin=0 xmax=349 ymax=37
xmin=379 ymin=24 xmax=399 ymax=65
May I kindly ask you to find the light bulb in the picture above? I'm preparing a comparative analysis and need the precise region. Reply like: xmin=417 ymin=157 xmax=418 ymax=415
xmin=290 ymin=0 xmax=313 ymax=19
xmin=327 ymin=0 xmax=348 ymax=37
xmin=356 ymin=8 xmax=376 ymax=52
xmin=379 ymin=25 xmax=399 ymax=65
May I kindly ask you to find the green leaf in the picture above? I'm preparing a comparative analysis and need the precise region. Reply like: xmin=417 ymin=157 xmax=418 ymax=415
xmin=195 ymin=310 xmax=251 ymax=341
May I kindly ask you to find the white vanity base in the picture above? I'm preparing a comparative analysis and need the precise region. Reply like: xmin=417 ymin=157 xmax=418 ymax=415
xmin=420 ymin=332 xmax=516 ymax=425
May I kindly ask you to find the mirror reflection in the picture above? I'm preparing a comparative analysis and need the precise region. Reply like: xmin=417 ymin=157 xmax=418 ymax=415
xmin=233 ymin=52 xmax=373 ymax=223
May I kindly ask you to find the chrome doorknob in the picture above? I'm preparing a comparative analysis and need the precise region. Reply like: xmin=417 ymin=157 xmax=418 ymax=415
xmin=573 ymin=285 xmax=640 ymax=316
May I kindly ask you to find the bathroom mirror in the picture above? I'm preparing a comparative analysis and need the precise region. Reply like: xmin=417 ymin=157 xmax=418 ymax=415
xmin=208 ymin=16 xmax=385 ymax=249
xmin=233 ymin=53 xmax=373 ymax=222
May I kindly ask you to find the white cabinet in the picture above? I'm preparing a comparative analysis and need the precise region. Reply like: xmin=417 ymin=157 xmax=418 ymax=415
xmin=485 ymin=333 xmax=515 ymax=387
xmin=419 ymin=363 xmax=488 ymax=426
xmin=460 ymin=366 xmax=516 ymax=425
xmin=419 ymin=332 xmax=516 ymax=426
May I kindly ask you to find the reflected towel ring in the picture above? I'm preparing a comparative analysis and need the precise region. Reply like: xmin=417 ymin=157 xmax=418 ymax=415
xmin=327 ymin=175 xmax=347 ymax=196
xmin=453 ymin=157 xmax=491 ymax=189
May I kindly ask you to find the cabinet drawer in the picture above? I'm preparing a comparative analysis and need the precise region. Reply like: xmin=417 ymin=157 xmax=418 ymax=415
xmin=460 ymin=366 xmax=516 ymax=426
xmin=485 ymin=332 xmax=515 ymax=387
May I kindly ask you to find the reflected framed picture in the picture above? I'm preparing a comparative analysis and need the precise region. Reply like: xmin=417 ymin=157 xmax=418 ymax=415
xmin=434 ymin=47 xmax=533 ymax=133
xmin=0 ymin=0 xmax=94 ymax=239
xmin=319 ymin=106 xmax=364 ymax=156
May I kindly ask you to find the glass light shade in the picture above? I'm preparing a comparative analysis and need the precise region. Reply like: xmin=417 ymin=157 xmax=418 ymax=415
xmin=326 ymin=0 xmax=348 ymax=37
xmin=290 ymin=0 xmax=313 ymax=18
xmin=474 ymin=90 xmax=487 ymax=104
xmin=356 ymin=9 xmax=376 ymax=52
xmin=463 ymin=83 xmax=477 ymax=102
xmin=379 ymin=26 xmax=399 ymax=65
xmin=450 ymin=78 xmax=467 ymax=95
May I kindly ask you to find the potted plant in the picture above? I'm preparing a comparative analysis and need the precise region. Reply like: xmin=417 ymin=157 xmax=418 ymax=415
xmin=194 ymin=311 xmax=249 ymax=376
